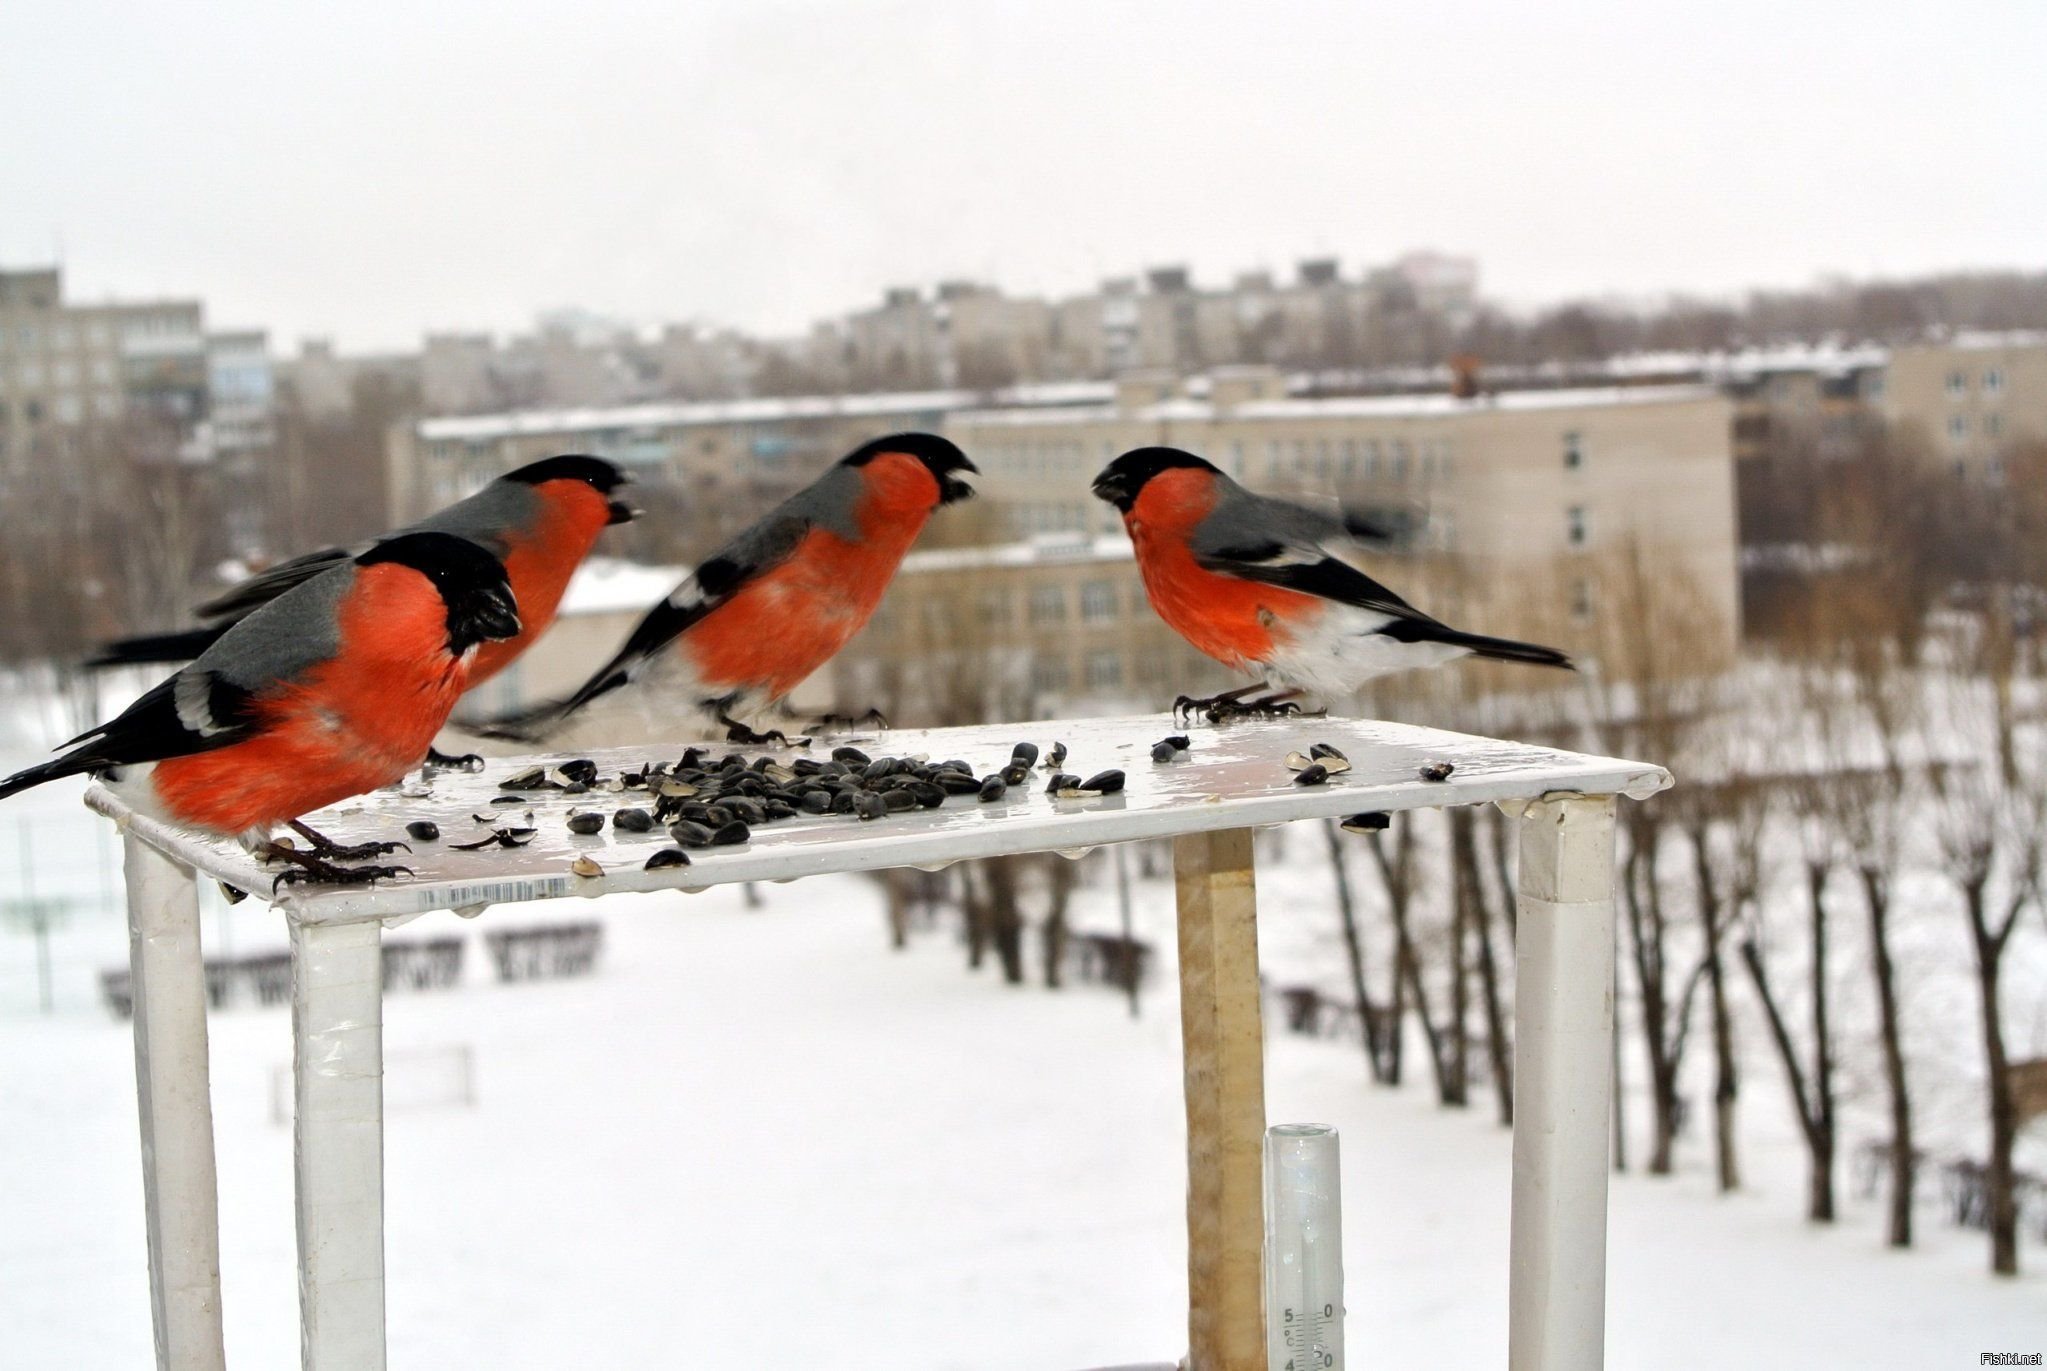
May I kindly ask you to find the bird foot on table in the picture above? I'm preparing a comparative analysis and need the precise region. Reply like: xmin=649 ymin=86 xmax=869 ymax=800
xmin=1173 ymin=692 xmax=1322 ymax=725
xmin=286 ymin=823 xmax=410 ymax=862
xmin=717 ymin=713 xmax=805 ymax=747
xmin=260 ymin=844 xmax=413 ymax=893
xmin=803 ymin=708 xmax=889 ymax=735
xmin=269 ymin=861 xmax=415 ymax=894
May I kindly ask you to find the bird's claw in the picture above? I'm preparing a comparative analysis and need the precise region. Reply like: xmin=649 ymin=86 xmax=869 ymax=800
xmin=270 ymin=861 xmax=414 ymax=894
xmin=803 ymin=707 xmax=889 ymax=735
xmin=424 ymin=747 xmax=485 ymax=774
xmin=1174 ymin=691 xmax=1321 ymax=725
xmin=722 ymin=719 xmax=793 ymax=747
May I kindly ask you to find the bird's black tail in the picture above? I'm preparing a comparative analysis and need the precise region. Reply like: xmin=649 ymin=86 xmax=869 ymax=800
xmin=84 ymin=625 xmax=230 ymax=669
xmin=1438 ymin=627 xmax=1575 ymax=670
xmin=0 ymin=755 xmax=94 ymax=803
xmin=1390 ymin=621 xmax=1574 ymax=670
xmin=467 ymin=669 xmax=633 ymax=743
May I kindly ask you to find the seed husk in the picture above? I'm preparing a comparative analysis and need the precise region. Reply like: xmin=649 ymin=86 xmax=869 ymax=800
xmin=612 ymin=808 xmax=654 ymax=833
xmin=832 ymin=745 xmax=871 ymax=766
xmin=853 ymin=792 xmax=888 ymax=821
xmin=1341 ymin=811 xmax=1391 ymax=833
xmin=709 ymin=820 xmax=752 ymax=846
xmin=571 ymin=856 xmax=604 ymax=878
xmin=1079 ymin=769 xmax=1125 ymax=794
xmin=1294 ymin=763 xmax=1330 ymax=786
xmin=566 ymin=812 xmax=605 ymax=836
xmin=978 ymin=776 xmax=1007 ymax=802
xmin=405 ymin=820 xmax=440 ymax=842
xmin=644 ymin=848 xmax=692 ymax=870
xmin=1010 ymin=741 xmax=1040 ymax=767
xmin=1419 ymin=760 xmax=1455 ymax=782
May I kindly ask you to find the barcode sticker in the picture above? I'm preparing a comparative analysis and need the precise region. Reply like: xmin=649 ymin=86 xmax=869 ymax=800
xmin=434 ymin=878 xmax=574 ymax=908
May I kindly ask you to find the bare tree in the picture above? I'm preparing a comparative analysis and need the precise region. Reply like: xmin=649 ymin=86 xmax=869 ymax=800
xmin=1923 ymin=609 xmax=2044 ymax=1275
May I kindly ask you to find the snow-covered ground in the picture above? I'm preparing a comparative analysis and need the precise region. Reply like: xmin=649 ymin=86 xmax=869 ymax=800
xmin=3 ymin=865 xmax=2043 ymax=1368
xmin=4 ymin=673 xmax=2045 ymax=1367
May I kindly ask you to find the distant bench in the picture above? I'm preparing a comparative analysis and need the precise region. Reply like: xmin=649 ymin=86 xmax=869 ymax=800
xmin=1063 ymin=931 xmax=1153 ymax=992
xmin=100 ymin=933 xmax=483 ymax=1018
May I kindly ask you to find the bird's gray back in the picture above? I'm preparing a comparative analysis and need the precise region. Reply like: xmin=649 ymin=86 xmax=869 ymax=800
xmin=192 ymin=563 xmax=353 ymax=692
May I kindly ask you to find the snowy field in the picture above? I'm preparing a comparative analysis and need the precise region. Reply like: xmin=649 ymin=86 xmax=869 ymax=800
xmin=4 ymin=862 xmax=2045 ymax=1368
xmin=3 ymin=677 xmax=2045 ymax=1367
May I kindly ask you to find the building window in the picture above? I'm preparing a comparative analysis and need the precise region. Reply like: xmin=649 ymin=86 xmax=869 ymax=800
xmin=1031 ymin=657 xmax=1070 ymax=693
xmin=1029 ymin=584 xmax=1067 ymax=624
xmin=1085 ymin=651 xmax=1124 ymax=689
xmin=1391 ymin=441 xmax=1410 ymax=482
xmin=1572 ymin=578 xmax=1594 ymax=621
xmin=1946 ymin=370 xmax=1968 ymax=398
xmin=1567 ymin=505 xmax=1588 ymax=546
xmin=1948 ymin=414 xmax=1969 ymax=441
xmin=1985 ymin=412 xmax=2003 ymax=437
xmin=1080 ymin=580 xmax=1117 ymax=622
xmin=977 ymin=589 xmax=1011 ymax=627
xmin=1563 ymin=431 xmax=1583 ymax=469
xmin=1984 ymin=368 xmax=2005 ymax=394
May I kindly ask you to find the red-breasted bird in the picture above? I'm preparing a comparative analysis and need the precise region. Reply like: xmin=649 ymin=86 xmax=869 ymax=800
xmin=485 ymin=432 xmax=977 ymax=743
xmin=91 ymin=454 xmax=634 ymax=693
xmin=3 ymin=532 xmax=521 ymax=886
xmin=1091 ymin=447 xmax=1571 ymax=720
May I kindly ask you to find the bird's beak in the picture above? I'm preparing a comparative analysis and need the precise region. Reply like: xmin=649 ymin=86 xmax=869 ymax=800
xmin=607 ymin=499 xmax=640 ymax=525
xmin=939 ymin=461 xmax=979 ymax=506
xmin=476 ymin=588 xmax=523 ymax=641
xmin=1091 ymin=473 xmax=1129 ymax=509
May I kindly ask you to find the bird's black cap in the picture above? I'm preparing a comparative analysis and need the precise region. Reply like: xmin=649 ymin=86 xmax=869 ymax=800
xmin=844 ymin=432 xmax=979 ymax=505
xmin=359 ymin=532 xmax=521 ymax=650
xmin=1091 ymin=447 xmax=1220 ymax=513
xmin=503 ymin=454 xmax=637 ymax=523
xmin=503 ymin=453 xmax=631 ymax=492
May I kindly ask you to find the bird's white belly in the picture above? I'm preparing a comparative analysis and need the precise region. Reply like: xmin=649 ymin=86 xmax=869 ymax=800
xmin=1261 ymin=605 xmax=1471 ymax=696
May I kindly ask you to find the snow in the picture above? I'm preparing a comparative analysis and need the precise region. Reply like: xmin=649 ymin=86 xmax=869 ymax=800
xmin=955 ymin=384 xmax=1724 ymax=428
xmin=415 ymin=381 xmax=1117 ymax=444
xmin=554 ymin=556 xmax=684 ymax=617
xmin=3 ymin=843 xmax=2043 ymax=1366
xmin=3 ymin=685 xmax=2045 ymax=1366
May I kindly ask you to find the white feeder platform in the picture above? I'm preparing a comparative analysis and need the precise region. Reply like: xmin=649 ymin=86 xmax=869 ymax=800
xmin=85 ymin=711 xmax=1670 ymax=1371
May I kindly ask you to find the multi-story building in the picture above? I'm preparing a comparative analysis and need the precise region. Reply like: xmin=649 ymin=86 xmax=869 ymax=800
xmin=0 ymin=266 xmax=240 ymax=476
xmin=1881 ymin=333 xmax=2047 ymax=480
xmin=385 ymin=381 xmax=1117 ymax=526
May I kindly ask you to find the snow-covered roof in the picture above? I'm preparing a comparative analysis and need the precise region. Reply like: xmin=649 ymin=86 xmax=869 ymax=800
xmin=900 ymin=534 xmax=1135 ymax=575
xmin=555 ymin=540 xmax=1137 ymax=619
xmin=954 ymin=383 xmax=1724 ymax=428
xmin=557 ymin=557 xmax=682 ymax=616
xmin=417 ymin=381 xmax=1116 ymax=443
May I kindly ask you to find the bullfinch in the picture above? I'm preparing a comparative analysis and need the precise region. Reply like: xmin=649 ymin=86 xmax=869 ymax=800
xmin=1091 ymin=446 xmax=1571 ymax=720
xmin=3 ymin=532 xmax=521 ymax=886
xmin=485 ymin=432 xmax=976 ymax=743
xmin=91 ymin=453 xmax=633 ymax=692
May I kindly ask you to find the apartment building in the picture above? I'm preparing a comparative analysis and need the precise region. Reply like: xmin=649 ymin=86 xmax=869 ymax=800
xmin=0 ymin=267 xmax=217 ymax=474
xmin=1882 ymin=333 xmax=2047 ymax=480
xmin=385 ymin=381 xmax=1116 ymax=525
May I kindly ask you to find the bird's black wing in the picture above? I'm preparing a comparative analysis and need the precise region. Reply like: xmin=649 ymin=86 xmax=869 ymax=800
xmin=473 ymin=512 xmax=815 ymax=738
xmin=0 ymin=670 xmax=259 ymax=800
xmin=1194 ymin=534 xmax=1438 ymax=625
xmin=194 ymin=546 xmax=360 ymax=619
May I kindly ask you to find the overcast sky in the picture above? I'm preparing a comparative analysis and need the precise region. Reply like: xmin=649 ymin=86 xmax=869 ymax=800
xmin=6 ymin=0 xmax=2042 ymax=352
